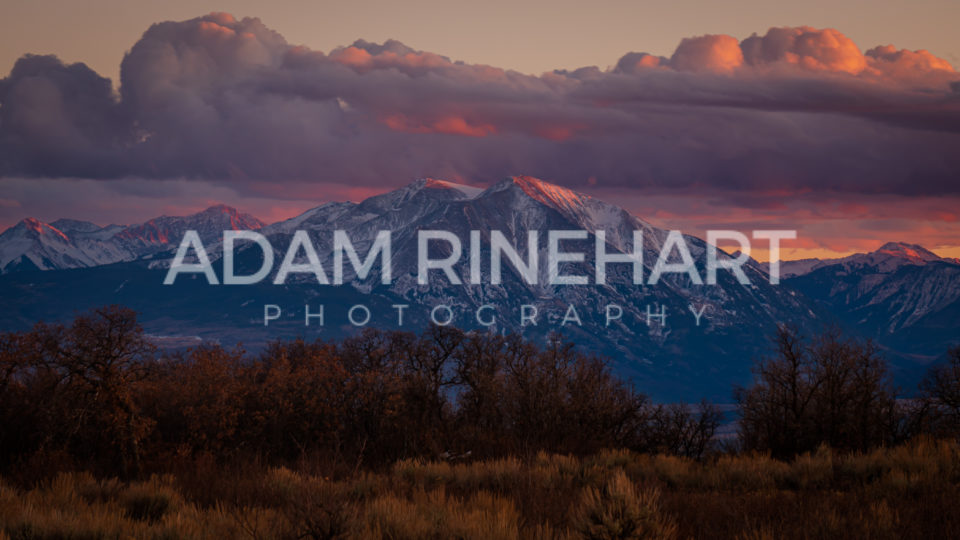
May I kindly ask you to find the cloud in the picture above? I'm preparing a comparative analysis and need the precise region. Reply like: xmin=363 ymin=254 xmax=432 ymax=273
xmin=670 ymin=34 xmax=744 ymax=73
xmin=866 ymin=44 xmax=956 ymax=80
xmin=0 ymin=54 xmax=128 ymax=177
xmin=613 ymin=52 xmax=666 ymax=74
xmin=0 ymin=13 xmax=958 ymax=202
xmin=740 ymin=26 xmax=867 ymax=74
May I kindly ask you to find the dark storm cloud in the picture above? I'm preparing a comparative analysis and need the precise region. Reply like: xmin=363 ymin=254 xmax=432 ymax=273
xmin=0 ymin=54 xmax=129 ymax=177
xmin=1 ymin=14 xmax=958 ymax=197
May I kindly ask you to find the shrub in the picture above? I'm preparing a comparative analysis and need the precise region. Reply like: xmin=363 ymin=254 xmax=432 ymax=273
xmin=572 ymin=470 xmax=677 ymax=540
xmin=119 ymin=476 xmax=180 ymax=522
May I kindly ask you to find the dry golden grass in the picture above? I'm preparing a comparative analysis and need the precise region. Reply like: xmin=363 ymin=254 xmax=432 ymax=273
xmin=1 ymin=438 xmax=959 ymax=539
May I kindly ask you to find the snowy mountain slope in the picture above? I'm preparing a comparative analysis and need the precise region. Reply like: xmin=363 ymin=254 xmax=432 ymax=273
xmin=786 ymin=243 xmax=960 ymax=358
xmin=0 ymin=205 xmax=264 ymax=273
xmin=0 ymin=218 xmax=112 ymax=272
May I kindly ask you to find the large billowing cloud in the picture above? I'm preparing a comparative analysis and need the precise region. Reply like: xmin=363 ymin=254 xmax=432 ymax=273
xmin=670 ymin=34 xmax=744 ymax=72
xmin=1 ymin=14 xmax=958 ymax=203
xmin=0 ymin=55 xmax=128 ymax=177
xmin=740 ymin=27 xmax=866 ymax=74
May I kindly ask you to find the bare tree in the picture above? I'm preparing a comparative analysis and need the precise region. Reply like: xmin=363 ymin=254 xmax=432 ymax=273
xmin=736 ymin=326 xmax=899 ymax=457
xmin=919 ymin=346 xmax=960 ymax=437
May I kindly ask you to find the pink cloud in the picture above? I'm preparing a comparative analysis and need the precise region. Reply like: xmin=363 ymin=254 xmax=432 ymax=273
xmin=533 ymin=124 xmax=582 ymax=141
xmin=329 ymin=39 xmax=453 ymax=74
xmin=866 ymin=45 xmax=956 ymax=85
xmin=670 ymin=34 xmax=744 ymax=73
xmin=614 ymin=52 xmax=666 ymax=74
xmin=382 ymin=113 xmax=496 ymax=137
xmin=867 ymin=45 xmax=954 ymax=73
xmin=329 ymin=45 xmax=372 ymax=67
xmin=198 ymin=20 xmax=237 ymax=38
xmin=741 ymin=26 xmax=868 ymax=74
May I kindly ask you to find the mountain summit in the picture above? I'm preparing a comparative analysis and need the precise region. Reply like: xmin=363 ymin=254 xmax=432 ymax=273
xmin=875 ymin=242 xmax=942 ymax=263
xmin=781 ymin=241 xmax=957 ymax=278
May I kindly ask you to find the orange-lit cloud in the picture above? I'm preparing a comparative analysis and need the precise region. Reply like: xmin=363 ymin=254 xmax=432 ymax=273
xmin=614 ymin=52 xmax=665 ymax=73
xmin=329 ymin=40 xmax=453 ymax=73
xmin=382 ymin=114 xmax=496 ymax=137
xmin=671 ymin=34 xmax=744 ymax=73
xmin=866 ymin=44 xmax=956 ymax=83
xmin=741 ymin=26 xmax=867 ymax=74
xmin=533 ymin=124 xmax=583 ymax=141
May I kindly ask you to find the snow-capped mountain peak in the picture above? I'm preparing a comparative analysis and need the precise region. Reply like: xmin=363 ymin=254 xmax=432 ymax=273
xmin=419 ymin=178 xmax=484 ymax=199
xmin=114 ymin=205 xmax=263 ymax=246
xmin=17 ymin=218 xmax=70 ymax=242
xmin=0 ymin=218 xmax=102 ymax=271
xmin=359 ymin=178 xmax=483 ymax=213
xmin=487 ymin=176 xmax=590 ymax=211
xmin=48 ymin=219 xmax=105 ymax=235
xmin=781 ymin=241 xmax=957 ymax=278
xmin=479 ymin=176 xmax=653 ymax=245
xmin=875 ymin=242 xmax=941 ymax=263
xmin=196 ymin=204 xmax=265 ymax=228
xmin=788 ymin=241 xmax=960 ymax=340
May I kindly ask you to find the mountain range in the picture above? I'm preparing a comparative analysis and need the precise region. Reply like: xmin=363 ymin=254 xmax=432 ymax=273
xmin=1 ymin=177 xmax=957 ymax=401
xmin=784 ymin=243 xmax=960 ymax=361
xmin=0 ymin=204 xmax=263 ymax=273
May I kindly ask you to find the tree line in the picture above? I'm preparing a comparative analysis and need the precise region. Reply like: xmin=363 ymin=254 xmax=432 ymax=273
xmin=0 ymin=306 xmax=719 ymax=480
xmin=0 ymin=306 xmax=957 ymax=480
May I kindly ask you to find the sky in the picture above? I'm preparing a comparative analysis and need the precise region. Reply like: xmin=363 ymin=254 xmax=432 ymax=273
xmin=1 ymin=1 xmax=959 ymax=260
xmin=3 ymin=0 xmax=959 ymax=83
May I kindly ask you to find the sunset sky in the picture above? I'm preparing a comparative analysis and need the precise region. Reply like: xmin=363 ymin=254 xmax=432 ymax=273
xmin=1 ymin=1 xmax=959 ymax=260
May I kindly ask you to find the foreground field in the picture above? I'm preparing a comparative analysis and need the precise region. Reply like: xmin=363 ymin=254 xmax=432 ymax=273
xmin=2 ymin=438 xmax=959 ymax=539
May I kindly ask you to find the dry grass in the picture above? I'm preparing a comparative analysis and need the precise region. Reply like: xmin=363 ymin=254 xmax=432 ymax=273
xmin=1 ymin=438 xmax=959 ymax=539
